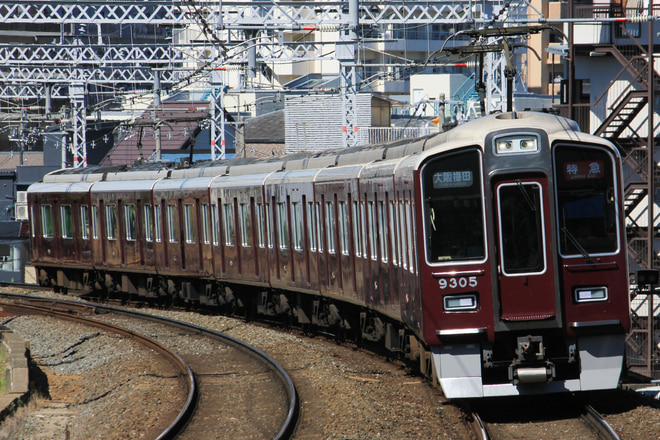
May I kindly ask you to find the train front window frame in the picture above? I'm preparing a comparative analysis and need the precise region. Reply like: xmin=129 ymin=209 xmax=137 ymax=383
xmin=421 ymin=149 xmax=486 ymax=265
xmin=554 ymin=144 xmax=619 ymax=258
xmin=497 ymin=181 xmax=546 ymax=276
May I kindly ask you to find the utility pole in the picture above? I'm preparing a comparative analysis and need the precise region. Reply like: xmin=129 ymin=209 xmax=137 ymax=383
xmin=338 ymin=0 xmax=359 ymax=148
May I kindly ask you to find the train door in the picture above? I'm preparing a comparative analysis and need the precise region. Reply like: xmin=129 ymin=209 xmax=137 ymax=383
xmin=493 ymin=176 xmax=557 ymax=321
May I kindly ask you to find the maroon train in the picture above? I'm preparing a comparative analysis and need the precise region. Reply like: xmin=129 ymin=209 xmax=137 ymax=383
xmin=27 ymin=112 xmax=630 ymax=398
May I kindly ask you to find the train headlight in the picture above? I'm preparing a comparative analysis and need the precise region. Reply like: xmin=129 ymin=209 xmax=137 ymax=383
xmin=494 ymin=135 xmax=539 ymax=155
xmin=443 ymin=294 xmax=478 ymax=311
xmin=574 ymin=286 xmax=608 ymax=303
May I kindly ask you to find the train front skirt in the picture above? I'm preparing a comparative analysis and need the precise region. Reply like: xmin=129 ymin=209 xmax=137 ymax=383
xmin=432 ymin=334 xmax=625 ymax=398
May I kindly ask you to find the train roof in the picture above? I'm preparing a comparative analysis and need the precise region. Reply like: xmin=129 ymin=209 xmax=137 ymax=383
xmin=36 ymin=112 xmax=602 ymax=187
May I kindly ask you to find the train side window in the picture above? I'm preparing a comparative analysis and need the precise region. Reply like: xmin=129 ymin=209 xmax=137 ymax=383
xmin=352 ymin=201 xmax=361 ymax=257
xmin=277 ymin=202 xmax=288 ymax=250
xmin=399 ymin=202 xmax=408 ymax=270
xmin=80 ymin=205 xmax=90 ymax=240
xmin=368 ymin=201 xmax=377 ymax=260
xmin=315 ymin=202 xmax=323 ymax=252
xmin=124 ymin=204 xmax=137 ymax=241
xmin=292 ymin=201 xmax=303 ymax=252
xmin=183 ymin=203 xmax=196 ymax=244
xmin=239 ymin=202 xmax=250 ymax=247
xmin=378 ymin=201 xmax=388 ymax=263
xmin=91 ymin=205 xmax=99 ymax=239
xmin=154 ymin=204 xmax=162 ymax=242
xmin=256 ymin=203 xmax=265 ymax=248
xmin=41 ymin=205 xmax=54 ymax=238
xmin=211 ymin=203 xmax=219 ymax=245
xmin=307 ymin=201 xmax=316 ymax=252
xmin=106 ymin=204 xmax=118 ymax=240
xmin=61 ymin=205 xmax=74 ymax=239
xmin=144 ymin=204 xmax=153 ymax=242
xmin=201 ymin=204 xmax=211 ymax=245
xmin=30 ymin=206 xmax=35 ymax=238
xmin=266 ymin=202 xmax=274 ymax=249
xmin=406 ymin=200 xmax=415 ymax=273
xmin=326 ymin=201 xmax=336 ymax=254
xmin=389 ymin=201 xmax=398 ymax=266
xmin=223 ymin=202 xmax=235 ymax=246
xmin=167 ymin=204 xmax=178 ymax=243
xmin=339 ymin=201 xmax=349 ymax=256
xmin=361 ymin=201 xmax=367 ymax=259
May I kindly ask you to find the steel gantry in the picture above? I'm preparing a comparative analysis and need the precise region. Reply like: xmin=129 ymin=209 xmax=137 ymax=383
xmin=0 ymin=0 xmax=538 ymax=165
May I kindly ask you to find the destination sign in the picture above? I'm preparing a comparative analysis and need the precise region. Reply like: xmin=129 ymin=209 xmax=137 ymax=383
xmin=433 ymin=170 xmax=473 ymax=189
xmin=563 ymin=160 xmax=604 ymax=181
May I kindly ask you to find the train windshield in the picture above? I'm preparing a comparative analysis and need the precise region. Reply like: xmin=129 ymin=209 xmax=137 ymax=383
xmin=422 ymin=149 xmax=485 ymax=263
xmin=554 ymin=145 xmax=618 ymax=257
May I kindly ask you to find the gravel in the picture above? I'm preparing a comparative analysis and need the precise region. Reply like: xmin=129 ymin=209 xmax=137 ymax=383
xmin=0 ymin=287 xmax=658 ymax=439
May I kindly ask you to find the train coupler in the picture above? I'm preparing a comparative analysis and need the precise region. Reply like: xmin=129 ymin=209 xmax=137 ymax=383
xmin=509 ymin=362 xmax=556 ymax=385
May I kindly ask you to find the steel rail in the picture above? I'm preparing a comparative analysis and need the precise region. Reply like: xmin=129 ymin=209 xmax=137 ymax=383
xmin=581 ymin=404 xmax=621 ymax=440
xmin=0 ymin=291 xmax=299 ymax=440
xmin=0 ymin=294 xmax=197 ymax=440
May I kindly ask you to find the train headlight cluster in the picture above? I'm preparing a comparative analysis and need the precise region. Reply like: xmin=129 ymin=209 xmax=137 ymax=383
xmin=443 ymin=294 xmax=478 ymax=311
xmin=574 ymin=286 xmax=608 ymax=303
xmin=494 ymin=134 xmax=539 ymax=155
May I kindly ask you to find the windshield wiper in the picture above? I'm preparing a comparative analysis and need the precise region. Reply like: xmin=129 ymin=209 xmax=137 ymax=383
xmin=561 ymin=226 xmax=593 ymax=264
xmin=515 ymin=179 xmax=536 ymax=211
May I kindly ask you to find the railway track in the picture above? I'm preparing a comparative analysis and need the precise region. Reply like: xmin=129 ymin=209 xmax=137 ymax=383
xmin=469 ymin=395 xmax=621 ymax=440
xmin=7 ymin=282 xmax=659 ymax=439
xmin=0 ymin=292 xmax=298 ymax=439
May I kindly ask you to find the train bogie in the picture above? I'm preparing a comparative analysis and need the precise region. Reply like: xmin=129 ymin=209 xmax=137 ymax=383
xmin=27 ymin=112 xmax=631 ymax=399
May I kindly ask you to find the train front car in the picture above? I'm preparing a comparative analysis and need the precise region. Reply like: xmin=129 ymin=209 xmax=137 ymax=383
xmin=418 ymin=113 xmax=630 ymax=398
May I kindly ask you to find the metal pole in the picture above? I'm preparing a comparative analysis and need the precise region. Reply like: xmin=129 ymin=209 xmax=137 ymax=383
xmin=646 ymin=1 xmax=655 ymax=378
